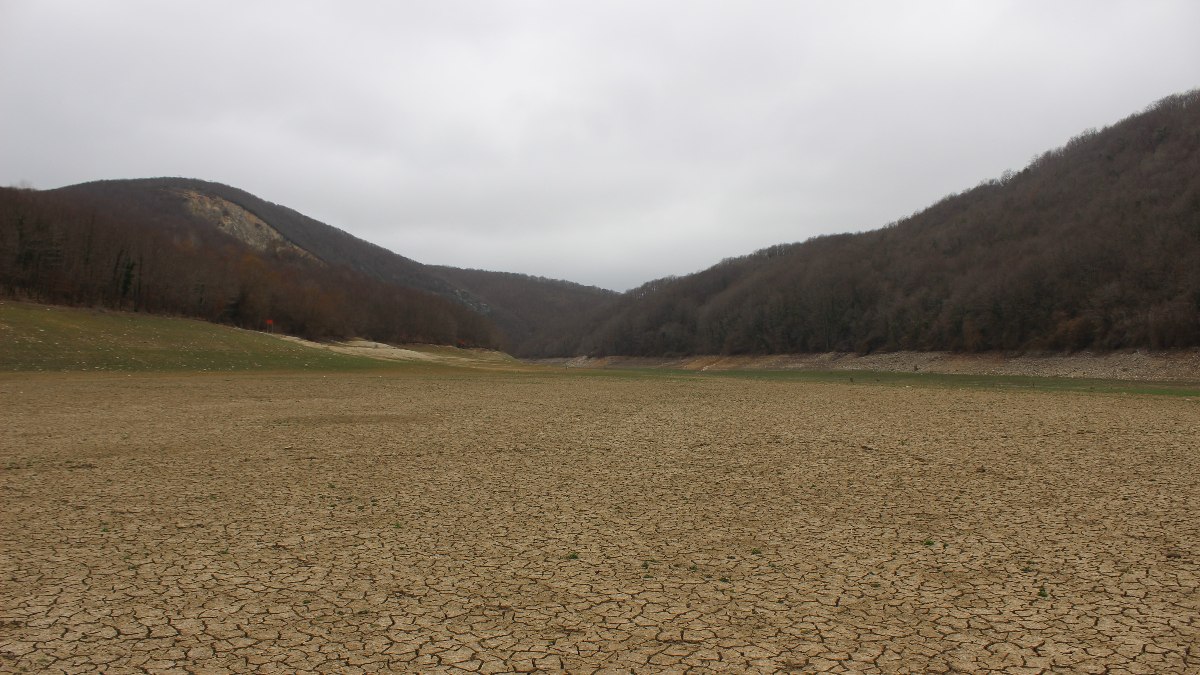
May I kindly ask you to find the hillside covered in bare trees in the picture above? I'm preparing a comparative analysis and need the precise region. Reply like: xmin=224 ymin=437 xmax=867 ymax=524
xmin=0 ymin=178 xmax=612 ymax=350
xmin=2 ymin=90 xmax=1198 ymax=356
xmin=547 ymin=90 xmax=1200 ymax=357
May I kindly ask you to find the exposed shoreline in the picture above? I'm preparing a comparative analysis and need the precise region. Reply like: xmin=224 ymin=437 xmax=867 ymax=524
xmin=531 ymin=349 xmax=1200 ymax=382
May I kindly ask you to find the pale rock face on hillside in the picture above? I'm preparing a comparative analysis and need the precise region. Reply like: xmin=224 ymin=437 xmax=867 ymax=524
xmin=176 ymin=189 xmax=317 ymax=261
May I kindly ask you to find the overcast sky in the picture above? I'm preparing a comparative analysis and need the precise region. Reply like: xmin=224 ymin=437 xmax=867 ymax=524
xmin=2 ymin=1 xmax=1198 ymax=290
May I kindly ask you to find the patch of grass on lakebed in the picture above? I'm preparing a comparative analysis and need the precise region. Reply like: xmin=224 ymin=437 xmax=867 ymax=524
xmin=696 ymin=367 xmax=1200 ymax=398
xmin=0 ymin=301 xmax=399 ymax=373
xmin=571 ymin=359 xmax=1200 ymax=397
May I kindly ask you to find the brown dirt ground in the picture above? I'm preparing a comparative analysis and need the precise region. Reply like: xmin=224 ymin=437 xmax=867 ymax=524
xmin=1 ymin=371 xmax=1198 ymax=673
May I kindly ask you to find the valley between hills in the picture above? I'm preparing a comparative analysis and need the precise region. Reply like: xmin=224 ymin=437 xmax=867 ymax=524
xmin=3 ymin=89 xmax=1199 ymax=361
xmin=2 ymin=91 xmax=1200 ymax=674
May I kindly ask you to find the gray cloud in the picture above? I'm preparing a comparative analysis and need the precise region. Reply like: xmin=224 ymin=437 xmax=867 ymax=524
xmin=2 ymin=0 xmax=1198 ymax=289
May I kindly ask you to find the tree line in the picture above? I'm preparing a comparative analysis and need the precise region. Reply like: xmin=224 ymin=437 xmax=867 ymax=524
xmin=429 ymin=265 xmax=616 ymax=356
xmin=4 ymin=90 xmax=1198 ymax=357
xmin=542 ymin=90 xmax=1200 ymax=356
xmin=0 ymin=186 xmax=499 ymax=347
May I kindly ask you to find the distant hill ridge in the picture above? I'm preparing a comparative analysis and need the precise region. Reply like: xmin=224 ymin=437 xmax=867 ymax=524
xmin=0 ymin=176 xmax=614 ymax=352
xmin=54 ymin=177 xmax=469 ymax=297
xmin=549 ymin=89 xmax=1200 ymax=356
xmin=2 ymin=89 xmax=1198 ymax=356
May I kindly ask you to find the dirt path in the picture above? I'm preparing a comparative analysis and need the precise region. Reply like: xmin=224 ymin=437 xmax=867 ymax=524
xmin=275 ymin=336 xmax=531 ymax=371
xmin=1 ymin=371 xmax=1198 ymax=673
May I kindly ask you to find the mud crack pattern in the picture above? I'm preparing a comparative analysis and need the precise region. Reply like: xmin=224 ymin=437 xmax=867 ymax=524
xmin=1 ymin=372 xmax=1198 ymax=673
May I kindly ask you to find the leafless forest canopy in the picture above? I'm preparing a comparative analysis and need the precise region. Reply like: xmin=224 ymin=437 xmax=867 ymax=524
xmin=2 ymin=91 xmax=1198 ymax=355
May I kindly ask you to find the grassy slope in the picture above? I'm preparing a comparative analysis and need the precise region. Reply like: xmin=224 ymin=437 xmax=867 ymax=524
xmin=4 ymin=301 xmax=1196 ymax=399
xmin=0 ymin=302 xmax=398 ymax=372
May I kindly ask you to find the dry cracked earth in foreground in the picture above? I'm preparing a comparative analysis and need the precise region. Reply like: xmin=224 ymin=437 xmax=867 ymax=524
xmin=1 ymin=370 xmax=1198 ymax=674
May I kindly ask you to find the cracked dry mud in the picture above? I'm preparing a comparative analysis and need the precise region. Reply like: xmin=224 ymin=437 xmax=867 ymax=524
xmin=1 ymin=371 xmax=1197 ymax=674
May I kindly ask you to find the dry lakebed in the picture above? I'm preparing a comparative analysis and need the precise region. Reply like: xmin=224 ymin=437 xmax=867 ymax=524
xmin=1 ymin=369 xmax=1198 ymax=673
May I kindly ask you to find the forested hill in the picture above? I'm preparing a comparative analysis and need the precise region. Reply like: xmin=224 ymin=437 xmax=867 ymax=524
xmin=3 ymin=90 xmax=1198 ymax=357
xmin=0 ymin=178 xmax=612 ymax=350
xmin=54 ymin=177 xmax=459 ymax=297
xmin=429 ymin=265 xmax=616 ymax=356
xmin=547 ymin=90 xmax=1200 ymax=357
